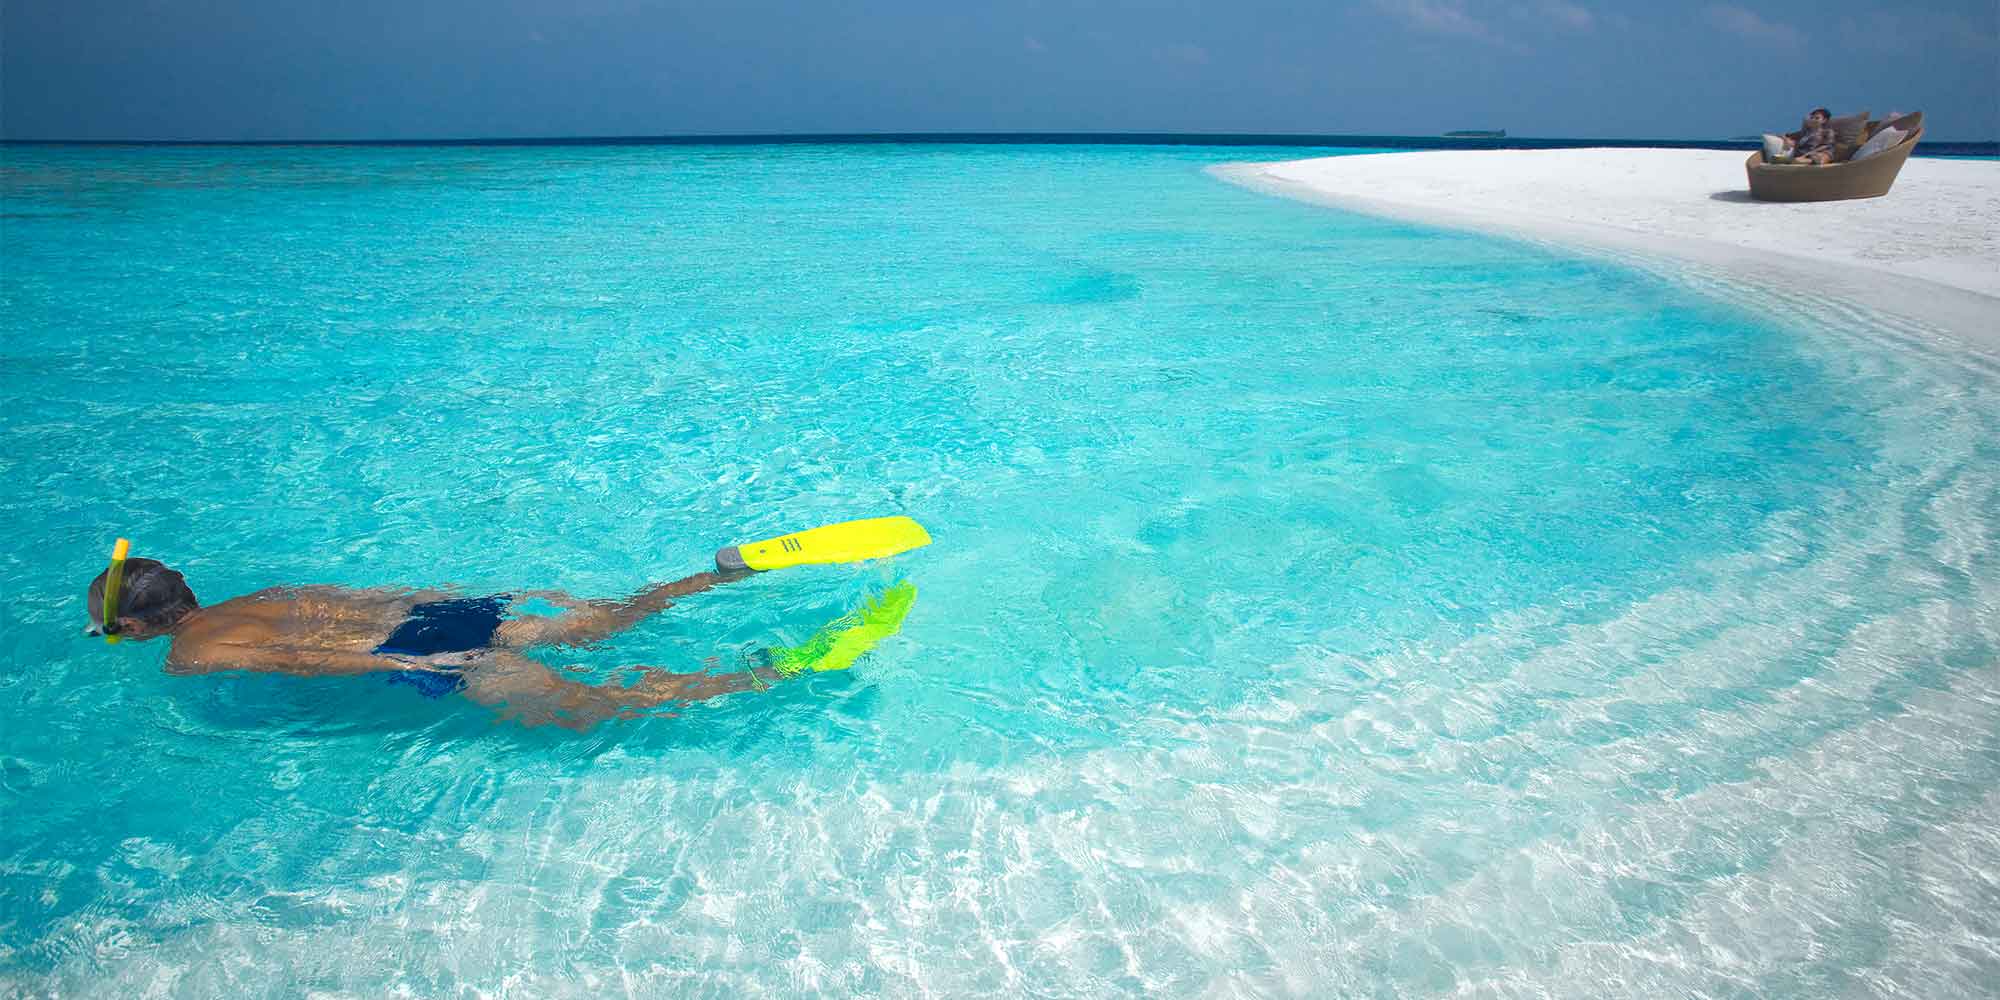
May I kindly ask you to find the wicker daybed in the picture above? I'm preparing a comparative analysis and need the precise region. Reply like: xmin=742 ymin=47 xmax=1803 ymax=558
xmin=1746 ymin=113 xmax=1924 ymax=202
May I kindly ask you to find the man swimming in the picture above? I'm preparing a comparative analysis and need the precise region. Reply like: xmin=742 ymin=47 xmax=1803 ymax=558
xmin=84 ymin=555 xmax=777 ymax=729
xmin=85 ymin=519 xmax=927 ymax=729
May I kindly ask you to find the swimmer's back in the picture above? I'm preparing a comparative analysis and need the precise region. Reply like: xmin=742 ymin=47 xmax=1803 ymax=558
xmin=165 ymin=587 xmax=443 ymax=674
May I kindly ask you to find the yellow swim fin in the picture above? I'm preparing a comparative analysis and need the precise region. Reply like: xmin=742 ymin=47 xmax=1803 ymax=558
xmin=716 ymin=516 xmax=931 ymax=573
xmin=766 ymin=581 xmax=917 ymax=677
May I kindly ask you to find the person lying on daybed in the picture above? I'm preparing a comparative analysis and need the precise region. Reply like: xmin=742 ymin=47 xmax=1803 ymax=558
xmin=1768 ymin=107 xmax=1836 ymax=165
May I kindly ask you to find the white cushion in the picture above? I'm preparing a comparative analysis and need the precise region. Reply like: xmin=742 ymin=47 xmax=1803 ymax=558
xmin=1761 ymin=133 xmax=1792 ymax=163
xmin=1851 ymin=126 xmax=1906 ymax=161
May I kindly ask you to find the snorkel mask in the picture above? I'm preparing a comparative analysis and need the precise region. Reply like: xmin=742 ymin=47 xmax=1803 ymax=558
xmin=94 ymin=538 xmax=131 ymax=643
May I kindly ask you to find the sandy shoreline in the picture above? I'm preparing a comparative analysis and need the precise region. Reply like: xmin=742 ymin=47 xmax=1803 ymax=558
xmin=1214 ymin=150 xmax=2000 ymax=353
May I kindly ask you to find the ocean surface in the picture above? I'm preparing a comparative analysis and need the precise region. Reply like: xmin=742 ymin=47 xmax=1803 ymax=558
xmin=2 ymin=144 xmax=1996 ymax=997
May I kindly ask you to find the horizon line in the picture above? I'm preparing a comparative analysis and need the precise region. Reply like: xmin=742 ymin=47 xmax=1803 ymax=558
xmin=4 ymin=129 xmax=1996 ymax=154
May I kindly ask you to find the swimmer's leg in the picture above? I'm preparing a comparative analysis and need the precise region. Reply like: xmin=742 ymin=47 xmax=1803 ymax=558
xmin=459 ymin=651 xmax=777 ymax=731
xmin=491 ymin=570 xmax=751 ymax=650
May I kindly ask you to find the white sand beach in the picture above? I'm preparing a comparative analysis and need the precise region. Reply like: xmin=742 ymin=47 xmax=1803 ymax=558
xmin=1215 ymin=150 xmax=2000 ymax=351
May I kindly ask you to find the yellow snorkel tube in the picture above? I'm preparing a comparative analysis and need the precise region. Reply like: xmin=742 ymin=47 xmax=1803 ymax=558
xmin=101 ymin=537 xmax=131 ymax=644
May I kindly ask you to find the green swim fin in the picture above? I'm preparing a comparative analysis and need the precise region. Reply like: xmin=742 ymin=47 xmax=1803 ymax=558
xmin=766 ymin=581 xmax=918 ymax=678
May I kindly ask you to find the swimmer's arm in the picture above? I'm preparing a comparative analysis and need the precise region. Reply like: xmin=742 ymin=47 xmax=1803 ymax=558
xmin=166 ymin=642 xmax=457 ymax=678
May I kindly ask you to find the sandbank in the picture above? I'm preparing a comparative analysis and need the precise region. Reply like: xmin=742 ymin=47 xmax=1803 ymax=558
xmin=1214 ymin=149 xmax=1999 ymax=353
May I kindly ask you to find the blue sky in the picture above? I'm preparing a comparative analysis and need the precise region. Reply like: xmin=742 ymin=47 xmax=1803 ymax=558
xmin=3 ymin=0 xmax=1994 ymax=140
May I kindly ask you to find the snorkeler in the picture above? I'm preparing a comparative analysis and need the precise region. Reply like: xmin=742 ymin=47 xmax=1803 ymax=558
xmin=84 ymin=518 xmax=928 ymax=730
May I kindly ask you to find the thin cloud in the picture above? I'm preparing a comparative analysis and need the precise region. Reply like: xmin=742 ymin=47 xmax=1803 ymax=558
xmin=1372 ymin=0 xmax=1502 ymax=43
xmin=1839 ymin=9 xmax=1997 ymax=52
xmin=1538 ymin=1 xmax=1594 ymax=31
xmin=1704 ymin=4 xmax=1802 ymax=47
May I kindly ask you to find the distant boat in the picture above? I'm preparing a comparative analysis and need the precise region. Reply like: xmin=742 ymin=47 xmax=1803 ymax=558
xmin=1443 ymin=130 xmax=1505 ymax=139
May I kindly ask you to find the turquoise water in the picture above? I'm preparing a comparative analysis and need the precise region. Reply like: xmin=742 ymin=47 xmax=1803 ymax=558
xmin=3 ymin=144 xmax=1998 ymax=996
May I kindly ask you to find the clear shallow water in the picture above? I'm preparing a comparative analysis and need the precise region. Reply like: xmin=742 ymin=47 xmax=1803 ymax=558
xmin=2 ymin=144 xmax=1997 ymax=997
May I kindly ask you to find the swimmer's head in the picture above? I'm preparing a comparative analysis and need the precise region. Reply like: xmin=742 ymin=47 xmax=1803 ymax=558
xmin=86 ymin=558 xmax=199 ymax=640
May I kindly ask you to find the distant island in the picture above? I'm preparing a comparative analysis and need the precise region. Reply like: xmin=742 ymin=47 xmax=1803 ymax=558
xmin=1443 ymin=130 xmax=1505 ymax=139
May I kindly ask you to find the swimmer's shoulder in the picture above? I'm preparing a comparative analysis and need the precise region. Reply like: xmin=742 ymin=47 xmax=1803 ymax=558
xmin=165 ymin=589 xmax=318 ymax=672
xmin=165 ymin=607 xmax=271 ymax=674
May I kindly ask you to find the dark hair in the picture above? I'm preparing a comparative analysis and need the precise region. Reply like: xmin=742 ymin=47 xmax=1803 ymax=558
xmin=1811 ymin=107 xmax=1831 ymax=119
xmin=88 ymin=557 xmax=199 ymax=634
